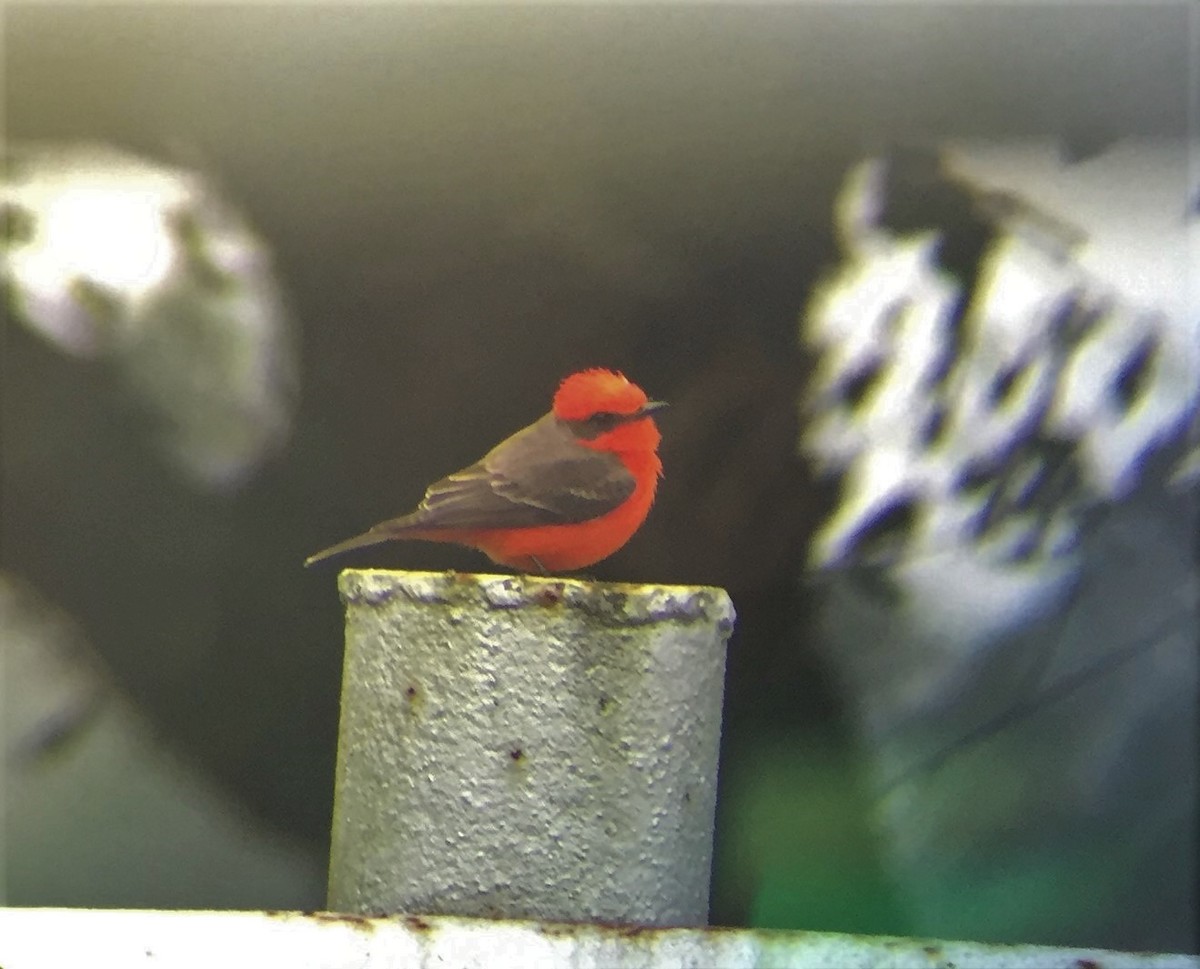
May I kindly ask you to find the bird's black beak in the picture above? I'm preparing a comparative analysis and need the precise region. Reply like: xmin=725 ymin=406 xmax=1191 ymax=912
xmin=639 ymin=400 xmax=669 ymax=417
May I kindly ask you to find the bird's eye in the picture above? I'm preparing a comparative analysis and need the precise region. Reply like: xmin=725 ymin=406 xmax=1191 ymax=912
xmin=566 ymin=410 xmax=631 ymax=439
xmin=568 ymin=411 xmax=625 ymax=438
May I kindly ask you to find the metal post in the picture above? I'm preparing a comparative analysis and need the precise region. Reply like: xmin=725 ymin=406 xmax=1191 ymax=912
xmin=326 ymin=569 xmax=735 ymax=926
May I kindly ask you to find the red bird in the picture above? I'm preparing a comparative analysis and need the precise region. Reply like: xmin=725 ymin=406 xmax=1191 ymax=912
xmin=305 ymin=369 xmax=667 ymax=572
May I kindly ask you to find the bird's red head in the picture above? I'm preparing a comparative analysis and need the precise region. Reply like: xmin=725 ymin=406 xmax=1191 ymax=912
xmin=553 ymin=368 xmax=648 ymax=421
xmin=552 ymin=368 xmax=666 ymax=459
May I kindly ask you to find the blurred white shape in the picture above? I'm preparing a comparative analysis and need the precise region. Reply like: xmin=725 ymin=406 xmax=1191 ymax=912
xmin=804 ymin=141 xmax=1197 ymax=661
xmin=800 ymin=140 xmax=1198 ymax=950
xmin=949 ymin=141 xmax=1196 ymax=324
xmin=3 ymin=147 xmax=190 ymax=355
xmin=945 ymin=141 xmax=1200 ymax=501
xmin=1 ymin=144 xmax=297 ymax=490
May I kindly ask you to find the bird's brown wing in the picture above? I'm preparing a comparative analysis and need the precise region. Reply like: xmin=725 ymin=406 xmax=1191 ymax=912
xmin=397 ymin=413 xmax=636 ymax=532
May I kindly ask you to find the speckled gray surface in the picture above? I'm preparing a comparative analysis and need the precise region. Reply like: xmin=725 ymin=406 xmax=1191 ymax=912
xmin=328 ymin=570 xmax=735 ymax=925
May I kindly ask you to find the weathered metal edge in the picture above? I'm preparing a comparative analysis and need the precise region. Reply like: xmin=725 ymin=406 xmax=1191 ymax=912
xmin=0 ymin=908 xmax=1195 ymax=969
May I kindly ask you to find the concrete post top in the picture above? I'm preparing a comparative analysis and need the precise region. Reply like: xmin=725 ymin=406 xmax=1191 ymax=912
xmin=337 ymin=569 xmax=736 ymax=630
xmin=328 ymin=567 xmax=736 ymax=923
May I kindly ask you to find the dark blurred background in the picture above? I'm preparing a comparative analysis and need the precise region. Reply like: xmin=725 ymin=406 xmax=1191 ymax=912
xmin=1 ymin=2 xmax=1194 ymax=950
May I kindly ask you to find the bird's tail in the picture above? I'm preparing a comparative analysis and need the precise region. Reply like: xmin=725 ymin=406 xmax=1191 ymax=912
xmin=304 ymin=526 xmax=399 ymax=567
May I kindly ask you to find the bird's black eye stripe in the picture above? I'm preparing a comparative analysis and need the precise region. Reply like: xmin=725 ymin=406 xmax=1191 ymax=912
xmin=577 ymin=411 xmax=621 ymax=432
xmin=566 ymin=410 xmax=639 ymax=439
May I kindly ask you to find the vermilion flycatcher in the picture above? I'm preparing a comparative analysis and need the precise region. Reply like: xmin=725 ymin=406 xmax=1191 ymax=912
xmin=305 ymin=369 xmax=667 ymax=572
